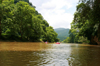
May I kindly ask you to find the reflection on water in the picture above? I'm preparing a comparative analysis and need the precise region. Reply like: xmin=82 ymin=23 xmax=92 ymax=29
xmin=0 ymin=42 xmax=100 ymax=66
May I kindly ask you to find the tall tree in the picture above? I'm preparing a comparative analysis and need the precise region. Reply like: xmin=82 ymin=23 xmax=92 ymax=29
xmin=13 ymin=1 xmax=35 ymax=40
xmin=0 ymin=0 xmax=59 ymax=42
xmin=70 ymin=0 xmax=100 ymax=44
xmin=0 ymin=0 xmax=14 ymax=39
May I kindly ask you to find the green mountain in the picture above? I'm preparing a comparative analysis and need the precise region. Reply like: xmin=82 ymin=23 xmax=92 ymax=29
xmin=54 ymin=28 xmax=70 ymax=41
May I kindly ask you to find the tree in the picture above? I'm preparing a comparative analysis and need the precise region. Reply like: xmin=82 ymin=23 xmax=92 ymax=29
xmin=78 ymin=36 xmax=90 ymax=43
xmin=14 ymin=0 xmax=35 ymax=7
xmin=12 ymin=1 xmax=43 ymax=41
xmin=63 ymin=37 xmax=71 ymax=43
xmin=0 ymin=0 xmax=59 ymax=42
xmin=0 ymin=0 xmax=14 ymax=39
xmin=70 ymin=0 xmax=100 ymax=44
xmin=44 ymin=26 xmax=58 ymax=42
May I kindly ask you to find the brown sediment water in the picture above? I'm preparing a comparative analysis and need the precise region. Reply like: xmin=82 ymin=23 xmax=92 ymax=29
xmin=0 ymin=42 xmax=53 ymax=51
xmin=0 ymin=42 xmax=100 ymax=66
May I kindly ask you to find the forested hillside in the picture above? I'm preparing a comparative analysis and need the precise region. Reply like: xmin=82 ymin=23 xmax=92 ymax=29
xmin=63 ymin=0 xmax=100 ymax=45
xmin=0 ymin=0 xmax=59 ymax=42
xmin=54 ymin=28 xmax=69 ymax=41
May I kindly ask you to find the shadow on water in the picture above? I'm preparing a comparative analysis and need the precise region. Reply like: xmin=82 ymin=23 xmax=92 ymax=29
xmin=0 ymin=42 xmax=100 ymax=66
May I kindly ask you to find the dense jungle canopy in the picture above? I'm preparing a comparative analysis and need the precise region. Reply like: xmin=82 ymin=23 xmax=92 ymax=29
xmin=63 ymin=0 xmax=100 ymax=45
xmin=0 ymin=0 xmax=59 ymax=42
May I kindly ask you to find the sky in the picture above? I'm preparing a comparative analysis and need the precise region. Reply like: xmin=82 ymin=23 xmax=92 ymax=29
xmin=29 ymin=0 xmax=79 ymax=29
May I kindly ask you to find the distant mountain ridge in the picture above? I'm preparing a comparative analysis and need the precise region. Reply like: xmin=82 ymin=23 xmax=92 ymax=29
xmin=54 ymin=28 xmax=70 ymax=41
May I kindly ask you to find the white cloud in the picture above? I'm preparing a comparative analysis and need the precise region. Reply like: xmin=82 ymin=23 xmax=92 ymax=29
xmin=40 ymin=0 xmax=72 ymax=10
xmin=29 ymin=0 xmax=79 ymax=29
xmin=43 ymin=12 xmax=74 ymax=28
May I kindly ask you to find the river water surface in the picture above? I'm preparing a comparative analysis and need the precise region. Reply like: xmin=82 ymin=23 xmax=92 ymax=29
xmin=0 ymin=42 xmax=100 ymax=66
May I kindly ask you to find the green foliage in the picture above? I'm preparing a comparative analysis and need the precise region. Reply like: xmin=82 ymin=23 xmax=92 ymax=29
xmin=68 ymin=0 xmax=100 ymax=44
xmin=42 ymin=26 xmax=59 ymax=42
xmin=0 ymin=0 xmax=59 ymax=42
xmin=78 ymin=36 xmax=90 ymax=43
xmin=62 ymin=28 xmax=79 ymax=43
xmin=14 ymin=0 xmax=34 ymax=7
xmin=62 ymin=37 xmax=71 ymax=43
xmin=0 ymin=0 xmax=14 ymax=38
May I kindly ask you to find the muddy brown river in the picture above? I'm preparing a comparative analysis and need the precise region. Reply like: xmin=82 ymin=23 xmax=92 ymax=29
xmin=0 ymin=42 xmax=100 ymax=66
